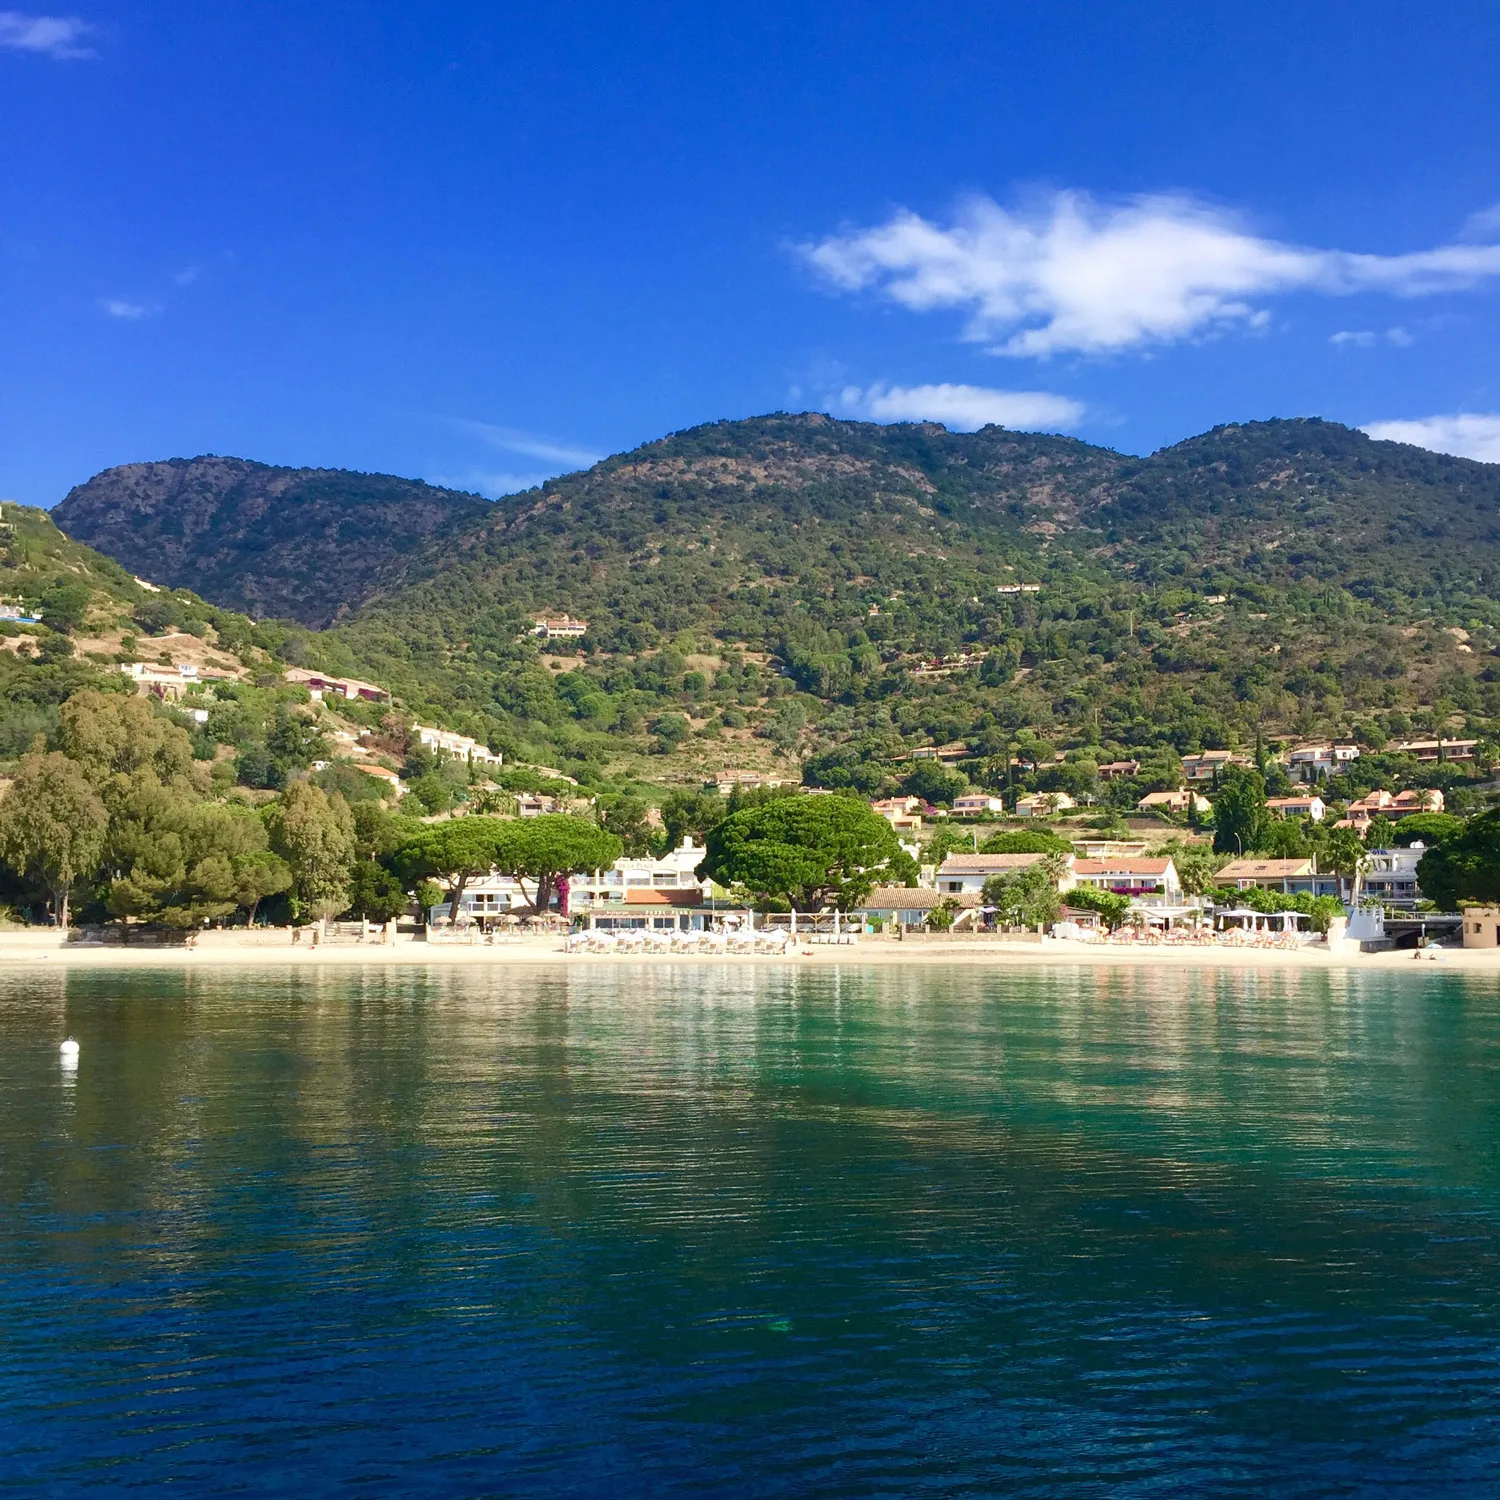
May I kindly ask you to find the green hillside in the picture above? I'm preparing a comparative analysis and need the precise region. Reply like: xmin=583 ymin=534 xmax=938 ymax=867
xmin=43 ymin=414 xmax=1500 ymax=804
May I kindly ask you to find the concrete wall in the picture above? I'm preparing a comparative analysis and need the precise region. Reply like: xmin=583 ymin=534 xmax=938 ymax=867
xmin=1462 ymin=907 xmax=1500 ymax=949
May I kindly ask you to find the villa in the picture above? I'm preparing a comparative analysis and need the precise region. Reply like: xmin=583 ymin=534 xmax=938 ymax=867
xmin=1266 ymin=793 xmax=1326 ymax=822
xmin=1014 ymin=791 xmax=1075 ymax=818
xmin=1071 ymin=857 xmax=1181 ymax=901
xmin=1215 ymin=857 xmax=1342 ymax=899
xmin=414 ymin=724 xmax=503 ymax=766
xmin=936 ymin=852 xmax=1074 ymax=896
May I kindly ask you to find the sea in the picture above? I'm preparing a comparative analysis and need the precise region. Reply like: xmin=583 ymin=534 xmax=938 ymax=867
xmin=3 ymin=962 xmax=1499 ymax=1496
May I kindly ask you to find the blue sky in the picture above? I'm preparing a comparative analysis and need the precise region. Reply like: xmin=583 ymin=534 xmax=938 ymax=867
xmin=3 ymin=0 xmax=1499 ymax=506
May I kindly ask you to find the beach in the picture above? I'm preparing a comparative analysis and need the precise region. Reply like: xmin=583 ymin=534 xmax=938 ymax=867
xmin=1 ymin=931 xmax=1493 ymax=972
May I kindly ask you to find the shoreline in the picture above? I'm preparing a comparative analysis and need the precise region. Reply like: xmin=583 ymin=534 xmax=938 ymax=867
xmin=0 ymin=935 xmax=1493 ymax=972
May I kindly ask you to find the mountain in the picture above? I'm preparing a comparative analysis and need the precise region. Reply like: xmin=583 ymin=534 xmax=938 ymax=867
xmin=51 ymin=456 xmax=493 ymax=628
xmin=46 ymin=414 xmax=1500 ymax=790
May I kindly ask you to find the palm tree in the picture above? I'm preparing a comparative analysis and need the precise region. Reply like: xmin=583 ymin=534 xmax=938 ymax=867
xmin=1323 ymin=827 xmax=1368 ymax=907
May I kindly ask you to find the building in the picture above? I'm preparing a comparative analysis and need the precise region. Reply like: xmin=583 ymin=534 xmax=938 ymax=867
xmin=1096 ymin=760 xmax=1141 ymax=782
xmin=910 ymin=742 xmax=970 ymax=765
xmin=857 ymin=888 xmax=980 ymax=929
xmin=952 ymin=794 xmax=1005 ymax=816
xmin=1071 ymin=857 xmax=1181 ymax=901
xmin=870 ymin=797 xmax=923 ymax=836
xmin=936 ymin=852 xmax=1073 ymax=896
xmin=0 ymin=601 xmax=41 ymax=624
xmin=119 ymin=660 xmax=232 ymax=702
xmin=1286 ymin=744 xmax=1359 ymax=783
xmin=568 ymin=837 xmax=715 ymax=928
xmin=1340 ymin=787 xmax=1444 ymax=832
xmin=1361 ymin=846 xmax=1426 ymax=908
xmin=432 ymin=836 xmax=714 ymax=929
xmin=1070 ymin=838 xmax=1150 ymax=860
xmin=1266 ymin=794 xmax=1326 ymax=822
xmin=414 ymin=724 xmax=503 ymax=766
xmin=532 ymin=615 xmax=588 ymax=639
xmin=1392 ymin=738 xmax=1477 ymax=763
xmin=1462 ymin=907 xmax=1500 ymax=948
xmin=995 ymin=583 xmax=1042 ymax=594
xmin=284 ymin=668 xmax=390 ymax=703
xmin=1014 ymin=791 xmax=1075 ymax=818
xmin=356 ymin=764 xmax=406 ymax=798
xmin=1215 ymin=858 xmax=1341 ymax=899
xmin=1136 ymin=788 xmax=1211 ymax=816
xmin=1180 ymin=751 xmax=1251 ymax=783
xmin=714 ymin=770 xmax=792 ymax=795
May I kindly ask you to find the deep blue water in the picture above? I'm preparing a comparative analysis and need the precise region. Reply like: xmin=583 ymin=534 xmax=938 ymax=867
xmin=3 ymin=962 xmax=1500 ymax=1496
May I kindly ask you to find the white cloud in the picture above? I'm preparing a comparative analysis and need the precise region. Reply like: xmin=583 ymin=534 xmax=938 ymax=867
xmin=802 ymin=190 xmax=1500 ymax=358
xmin=1362 ymin=413 xmax=1500 ymax=464
xmin=100 ymin=298 xmax=153 ymax=320
xmin=0 ymin=11 xmax=94 ymax=58
xmin=173 ymin=265 xmax=201 ymax=287
xmin=837 ymin=381 xmax=1085 ymax=432
xmin=428 ymin=469 xmax=551 ymax=499
xmin=1331 ymin=330 xmax=1376 ymax=348
xmin=450 ymin=419 xmax=600 ymax=469
xmin=1386 ymin=325 xmax=1414 ymax=347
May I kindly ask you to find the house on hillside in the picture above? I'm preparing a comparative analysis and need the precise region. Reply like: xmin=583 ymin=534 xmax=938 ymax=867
xmin=1015 ymin=791 xmax=1075 ymax=818
xmin=1215 ymin=858 xmax=1341 ymax=898
xmin=936 ymin=852 xmax=1074 ymax=896
xmin=1266 ymin=793 xmax=1326 ymax=822
xmin=284 ymin=668 xmax=389 ymax=703
xmin=1286 ymin=744 xmax=1359 ymax=783
xmin=120 ymin=660 xmax=232 ymax=702
xmin=1180 ymin=750 xmax=1251 ymax=783
xmin=1071 ymin=858 xmax=1181 ymax=901
xmin=870 ymin=797 xmax=923 ymax=836
xmin=952 ymin=793 xmax=1005 ymax=816
xmin=415 ymin=724 xmax=503 ymax=766
xmin=1136 ymin=788 xmax=1211 ymax=815
xmin=1097 ymin=760 xmax=1141 ymax=782
xmin=714 ymin=770 xmax=791 ymax=795
xmin=910 ymin=742 xmax=970 ymax=765
xmin=1339 ymin=787 xmax=1444 ymax=832
xmin=532 ymin=615 xmax=588 ymax=639
xmin=356 ymin=764 xmax=406 ymax=798
xmin=1391 ymin=738 xmax=1477 ymax=763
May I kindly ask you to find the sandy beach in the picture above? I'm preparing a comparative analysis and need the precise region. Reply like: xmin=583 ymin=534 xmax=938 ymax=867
xmin=0 ymin=933 xmax=1494 ymax=973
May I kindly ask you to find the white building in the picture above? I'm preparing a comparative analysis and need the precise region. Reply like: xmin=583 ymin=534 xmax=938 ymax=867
xmin=952 ymin=794 xmax=1005 ymax=816
xmin=936 ymin=852 xmax=1074 ymax=896
xmin=1286 ymin=743 xmax=1359 ymax=783
xmin=532 ymin=615 xmax=588 ymax=639
xmin=414 ymin=724 xmax=503 ymax=766
xmin=1071 ymin=858 xmax=1181 ymax=901
xmin=430 ymin=837 xmax=717 ymax=930
xmin=1361 ymin=845 xmax=1426 ymax=908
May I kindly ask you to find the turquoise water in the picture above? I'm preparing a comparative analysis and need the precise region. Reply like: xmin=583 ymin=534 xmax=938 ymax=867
xmin=3 ymin=962 xmax=1500 ymax=1495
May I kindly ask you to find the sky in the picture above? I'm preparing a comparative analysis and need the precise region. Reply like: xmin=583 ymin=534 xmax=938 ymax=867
xmin=2 ymin=0 xmax=1499 ymax=506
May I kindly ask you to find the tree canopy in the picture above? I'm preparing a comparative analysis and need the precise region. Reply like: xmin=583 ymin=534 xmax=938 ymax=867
xmin=698 ymin=794 xmax=914 ymax=910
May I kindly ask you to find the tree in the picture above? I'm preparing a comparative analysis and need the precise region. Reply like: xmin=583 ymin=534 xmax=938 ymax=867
xmin=1416 ymin=811 xmax=1500 ymax=911
xmin=1211 ymin=764 xmax=1268 ymax=855
xmin=1063 ymin=884 xmax=1132 ymax=930
xmin=0 ymin=749 xmax=107 ymax=926
xmin=105 ymin=799 xmax=290 ymax=928
xmin=59 ymin=691 xmax=195 ymax=794
xmin=1363 ymin=814 xmax=1396 ymax=850
xmin=1260 ymin=818 xmax=1311 ymax=858
xmin=38 ymin=579 xmax=91 ymax=634
xmin=981 ymin=857 xmax=1065 ymax=929
xmin=698 ymin=794 xmax=913 ymax=910
xmin=599 ymin=795 xmax=653 ymax=856
xmin=900 ymin=761 xmax=966 ymax=808
xmin=346 ymin=862 xmax=408 ymax=922
xmin=1389 ymin=812 xmax=1464 ymax=847
xmin=1322 ymin=826 xmax=1368 ymax=905
xmin=265 ymin=782 xmax=356 ymax=921
xmin=492 ymin=814 xmax=623 ymax=915
xmin=394 ymin=816 xmax=511 ymax=921
xmin=659 ymin=788 xmax=724 ymax=851
xmin=925 ymin=897 xmax=962 ymax=931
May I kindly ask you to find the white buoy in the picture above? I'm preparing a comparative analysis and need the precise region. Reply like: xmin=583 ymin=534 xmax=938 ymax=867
xmin=59 ymin=1038 xmax=79 ymax=1066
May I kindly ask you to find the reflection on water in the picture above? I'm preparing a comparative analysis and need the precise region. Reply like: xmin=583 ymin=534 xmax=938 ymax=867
xmin=3 ymin=962 xmax=1500 ymax=1495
